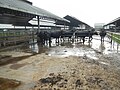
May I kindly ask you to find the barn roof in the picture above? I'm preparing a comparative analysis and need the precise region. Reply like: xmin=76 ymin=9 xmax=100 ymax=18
xmin=63 ymin=15 xmax=91 ymax=28
xmin=104 ymin=17 xmax=120 ymax=27
xmin=0 ymin=0 xmax=69 ymax=23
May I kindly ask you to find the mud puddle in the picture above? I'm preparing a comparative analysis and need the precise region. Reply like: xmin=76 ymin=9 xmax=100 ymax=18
xmin=0 ymin=55 xmax=33 ymax=66
xmin=0 ymin=36 xmax=120 ymax=68
xmin=92 ymin=36 xmax=120 ymax=54
xmin=1 ymin=36 xmax=118 ymax=59
xmin=47 ymin=36 xmax=120 ymax=59
xmin=0 ymin=77 xmax=21 ymax=90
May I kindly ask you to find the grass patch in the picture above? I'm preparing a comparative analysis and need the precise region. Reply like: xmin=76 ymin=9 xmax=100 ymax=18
xmin=111 ymin=33 xmax=120 ymax=44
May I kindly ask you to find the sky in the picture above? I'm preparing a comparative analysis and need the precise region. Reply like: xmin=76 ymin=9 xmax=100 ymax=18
xmin=29 ymin=0 xmax=120 ymax=27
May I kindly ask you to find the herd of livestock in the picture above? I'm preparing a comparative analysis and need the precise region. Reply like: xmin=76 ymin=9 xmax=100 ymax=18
xmin=36 ymin=29 xmax=106 ymax=46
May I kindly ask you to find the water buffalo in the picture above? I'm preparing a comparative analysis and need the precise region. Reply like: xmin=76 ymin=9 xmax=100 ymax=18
xmin=61 ymin=30 xmax=75 ymax=41
xmin=75 ymin=30 xmax=98 ymax=43
xmin=99 ymin=30 xmax=106 ymax=42
xmin=37 ymin=30 xmax=64 ymax=45
xmin=50 ymin=30 xmax=63 ymax=43
xmin=37 ymin=31 xmax=51 ymax=45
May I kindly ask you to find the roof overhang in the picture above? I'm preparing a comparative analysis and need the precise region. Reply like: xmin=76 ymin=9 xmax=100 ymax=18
xmin=63 ymin=15 xmax=91 ymax=28
xmin=104 ymin=17 xmax=120 ymax=27
xmin=0 ymin=0 xmax=69 ymax=26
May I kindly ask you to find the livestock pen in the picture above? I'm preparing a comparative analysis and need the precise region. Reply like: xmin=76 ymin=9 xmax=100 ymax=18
xmin=0 ymin=28 xmax=37 ymax=48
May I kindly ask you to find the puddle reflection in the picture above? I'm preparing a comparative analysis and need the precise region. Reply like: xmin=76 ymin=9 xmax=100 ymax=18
xmin=24 ymin=36 xmax=120 ymax=59
xmin=29 ymin=39 xmax=39 ymax=53
xmin=47 ymin=41 xmax=98 ymax=60
xmin=92 ymin=36 xmax=120 ymax=54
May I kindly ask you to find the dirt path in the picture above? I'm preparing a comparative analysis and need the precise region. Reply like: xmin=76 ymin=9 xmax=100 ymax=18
xmin=32 ymin=55 xmax=120 ymax=90
xmin=0 ymin=51 xmax=120 ymax=90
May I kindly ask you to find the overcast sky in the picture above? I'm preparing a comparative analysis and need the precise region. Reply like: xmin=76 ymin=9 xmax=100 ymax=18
xmin=29 ymin=0 xmax=120 ymax=27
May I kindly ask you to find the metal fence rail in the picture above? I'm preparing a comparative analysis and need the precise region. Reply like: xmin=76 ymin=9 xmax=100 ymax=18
xmin=0 ymin=29 xmax=37 ymax=47
xmin=107 ymin=32 xmax=120 ymax=44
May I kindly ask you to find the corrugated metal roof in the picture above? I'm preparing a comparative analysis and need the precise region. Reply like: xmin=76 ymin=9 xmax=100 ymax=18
xmin=0 ymin=0 xmax=69 ymax=22
xmin=104 ymin=17 xmax=120 ymax=26
xmin=64 ymin=15 xmax=91 ymax=27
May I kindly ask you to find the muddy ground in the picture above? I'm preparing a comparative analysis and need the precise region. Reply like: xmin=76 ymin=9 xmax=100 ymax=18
xmin=0 ymin=36 xmax=120 ymax=90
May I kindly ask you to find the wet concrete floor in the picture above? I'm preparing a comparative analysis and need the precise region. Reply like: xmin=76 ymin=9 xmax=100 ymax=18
xmin=1 ymin=35 xmax=119 ymax=58
xmin=32 ymin=35 xmax=120 ymax=70
xmin=28 ymin=35 xmax=120 ymax=69
xmin=29 ymin=35 xmax=120 ymax=57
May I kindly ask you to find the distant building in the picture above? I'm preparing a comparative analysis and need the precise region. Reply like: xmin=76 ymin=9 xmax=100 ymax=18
xmin=94 ymin=23 xmax=105 ymax=30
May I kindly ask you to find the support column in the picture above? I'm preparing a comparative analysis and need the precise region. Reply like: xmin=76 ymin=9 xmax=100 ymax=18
xmin=25 ymin=25 xmax=27 ymax=30
xmin=115 ymin=22 xmax=117 ymax=32
xmin=55 ymin=20 xmax=57 ymax=31
xmin=37 ymin=16 xmax=40 ymax=32
xmin=108 ymin=25 xmax=110 ymax=31
xmin=64 ymin=23 xmax=65 ymax=30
